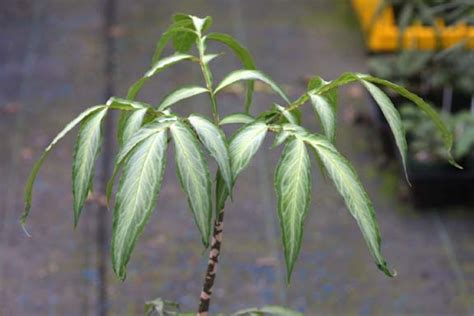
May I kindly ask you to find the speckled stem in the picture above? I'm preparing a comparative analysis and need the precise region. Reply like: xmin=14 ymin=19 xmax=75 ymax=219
xmin=197 ymin=209 xmax=224 ymax=316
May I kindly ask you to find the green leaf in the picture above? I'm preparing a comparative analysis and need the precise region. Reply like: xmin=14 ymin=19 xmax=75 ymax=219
xmin=232 ymin=305 xmax=303 ymax=316
xmin=359 ymin=74 xmax=460 ymax=168
xmin=360 ymin=80 xmax=408 ymax=179
xmin=157 ymin=85 xmax=208 ymax=111
xmin=72 ymin=107 xmax=108 ymax=226
xmin=274 ymin=104 xmax=299 ymax=125
xmin=111 ymin=128 xmax=168 ymax=280
xmin=215 ymin=70 xmax=290 ymax=105
xmin=170 ymin=121 xmax=212 ymax=246
xmin=309 ymin=94 xmax=336 ymax=143
xmin=127 ymin=53 xmax=195 ymax=100
xmin=151 ymin=18 xmax=197 ymax=64
xmin=229 ymin=121 xmax=268 ymax=178
xmin=215 ymin=121 xmax=268 ymax=211
xmin=125 ymin=109 xmax=150 ymax=144
xmin=189 ymin=15 xmax=213 ymax=34
xmin=275 ymin=137 xmax=311 ymax=282
xmin=188 ymin=114 xmax=232 ymax=194
xmin=206 ymin=33 xmax=256 ymax=112
xmin=106 ymin=118 xmax=175 ymax=206
xmin=219 ymin=113 xmax=254 ymax=125
xmin=303 ymin=133 xmax=394 ymax=277
xmin=21 ymin=105 xmax=106 ymax=225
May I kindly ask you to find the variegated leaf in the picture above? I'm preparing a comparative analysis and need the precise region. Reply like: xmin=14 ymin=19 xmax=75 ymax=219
xmin=188 ymin=114 xmax=232 ymax=194
xmin=170 ymin=121 xmax=212 ymax=246
xmin=303 ymin=133 xmax=394 ymax=277
xmin=157 ymin=85 xmax=208 ymax=111
xmin=309 ymin=94 xmax=336 ymax=143
xmin=215 ymin=70 xmax=290 ymax=105
xmin=219 ymin=113 xmax=254 ymax=125
xmin=72 ymin=107 xmax=108 ymax=226
xmin=22 ymin=105 xmax=107 ymax=225
xmin=112 ymin=128 xmax=168 ymax=280
xmin=106 ymin=118 xmax=175 ymax=205
xmin=275 ymin=137 xmax=311 ymax=281
xmin=360 ymin=80 xmax=408 ymax=178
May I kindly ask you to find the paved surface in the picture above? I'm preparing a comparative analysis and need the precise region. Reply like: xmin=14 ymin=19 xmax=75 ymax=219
xmin=1 ymin=1 xmax=473 ymax=315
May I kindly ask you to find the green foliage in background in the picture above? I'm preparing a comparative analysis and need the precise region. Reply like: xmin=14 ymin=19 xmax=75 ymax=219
xmin=21 ymin=14 xmax=457 ymax=314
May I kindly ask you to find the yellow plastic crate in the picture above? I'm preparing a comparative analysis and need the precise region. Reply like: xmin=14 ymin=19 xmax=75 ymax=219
xmin=352 ymin=0 xmax=474 ymax=52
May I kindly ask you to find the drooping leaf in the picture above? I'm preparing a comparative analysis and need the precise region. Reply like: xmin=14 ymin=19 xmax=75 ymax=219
xmin=111 ymin=128 xmax=168 ymax=280
xmin=215 ymin=121 xmax=268 ymax=211
xmin=157 ymin=86 xmax=209 ymax=111
xmin=121 ymin=108 xmax=148 ymax=146
xmin=303 ymin=133 xmax=394 ymax=277
xmin=360 ymin=80 xmax=408 ymax=178
xmin=275 ymin=137 xmax=311 ymax=281
xmin=21 ymin=105 xmax=107 ymax=225
xmin=232 ymin=305 xmax=303 ymax=316
xmin=229 ymin=121 xmax=268 ymax=178
xmin=219 ymin=113 xmax=254 ymax=125
xmin=170 ymin=120 xmax=212 ymax=246
xmin=215 ymin=70 xmax=290 ymax=105
xmin=106 ymin=118 xmax=175 ymax=205
xmin=358 ymin=74 xmax=459 ymax=168
xmin=188 ymin=114 xmax=232 ymax=194
xmin=72 ymin=107 xmax=108 ymax=226
xmin=127 ymin=53 xmax=195 ymax=100
xmin=309 ymin=94 xmax=336 ymax=143
xmin=274 ymin=104 xmax=299 ymax=125
xmin=206 ymin=33 xmax=256 ymax=112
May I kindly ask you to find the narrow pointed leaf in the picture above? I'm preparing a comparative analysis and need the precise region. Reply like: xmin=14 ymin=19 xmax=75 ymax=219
xmin=188 ymin=115 xmax=232 ymax=194
xmin=127 ymin=53 xmax=195 ymax=100
xmin=275 ymin=137 xmax=311 ymax=282
xmin=309 ymin=94 xmax=336 ymax=143
xmin=304 ymin=134 xmax=394 ymax=277
xmin=151 ymin=18 xmax=197 ymax=64
xmin=22 ymin=105 xmax=106 ymax=224
xmin=206 ymin=33 xmax=256 ymax=112
xmin=219 ymin=113 xmax=254 ymax=125
xmin=274 ymin=104 xmax=299 ymax=124
xmin=106 ymin=118 xmax=174 ymax=205
xmin=112 ymin=129 xmax=168 ymax=280
xmin=215 ymin=70 xmax=290 ymax=105
xmin=215 ymin=121 xmax=268 ymax=211
xmin=170 ymin=121 xmax=212 ymax=246
xmin=121 ymin=108 xmax=148 ymax=146
xmin=157 ymin=86 xmax=208 ymax=111
xmin=360 ymin=80 xmax=408 ymax=178
xmin=72 ymin=107 xmax=108 ymax=226
xmin=358 ymin=74 xmax=459 ymax=167
xmin=229 ymin=121 xmax=268 ymax=178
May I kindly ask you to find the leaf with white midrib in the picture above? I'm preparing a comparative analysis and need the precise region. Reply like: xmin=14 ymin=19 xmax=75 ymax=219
xmin=275 ymin=137 xmax=311 ymax=282
xmin=106 ymin=118 xmax=174 ymax=205
xmin=157 ymin=85 xmax=208 ymax=111
xmin=215 ymin=70 xmax=290 ymax=105
xmin=216 ymin=121 xmax=268 ymax=211
xmin=22 ymin=105 xmax=107 ymax=225
xmin=72 ymin=107 xmax=108 ymax=226
xmin=188 ymin=114 xmax=232 ymax=194
xmin=361 ymin=80 xmax=409 ymax=179
xmin=112 ymin=128 xmax=168 ymax=280
xmin=309 ymin=94 xmax=336 ymax=143
xmin=303 ymin=133 xmax=394 ymax=277
xmin=170 ymin=120 xmax=212 ymax=246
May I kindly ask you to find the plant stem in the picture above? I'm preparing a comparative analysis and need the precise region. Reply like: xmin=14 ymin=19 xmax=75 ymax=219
xmin=197 ymin=208 xmax=224 ymax=316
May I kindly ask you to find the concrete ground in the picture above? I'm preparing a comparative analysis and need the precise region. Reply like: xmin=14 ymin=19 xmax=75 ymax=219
xmin=1 ymin=0 xmax=473 ymax=315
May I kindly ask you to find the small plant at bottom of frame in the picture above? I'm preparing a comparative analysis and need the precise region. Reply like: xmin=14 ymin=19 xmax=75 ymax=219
xmin=21 ymin=14 xmax=460 ymax=316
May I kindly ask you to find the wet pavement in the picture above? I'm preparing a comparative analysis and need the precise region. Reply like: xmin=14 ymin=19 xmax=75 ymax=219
xmin=1 ymin=1 xmax=473 ymax=315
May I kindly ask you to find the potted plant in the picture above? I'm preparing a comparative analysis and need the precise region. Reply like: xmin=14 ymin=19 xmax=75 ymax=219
xmin=21 ymin=14 xmax=457 ymax=315
xmin=400 ymin=104 xmax=474 ymax=207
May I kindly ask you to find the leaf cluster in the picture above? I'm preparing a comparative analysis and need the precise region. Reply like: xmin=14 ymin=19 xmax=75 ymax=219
xmin=22 ymin=14 xmax=456 ymax=284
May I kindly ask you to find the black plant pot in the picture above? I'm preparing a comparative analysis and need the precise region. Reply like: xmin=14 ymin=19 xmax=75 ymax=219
xmin=407 ymin=158 xmax=474 ymax=208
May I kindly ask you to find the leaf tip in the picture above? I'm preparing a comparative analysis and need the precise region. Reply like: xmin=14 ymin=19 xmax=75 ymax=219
xmin=378 ymin=262 xmax=397 ymax=278
xmin=21 ymin=222 xmax=32 ymax=238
